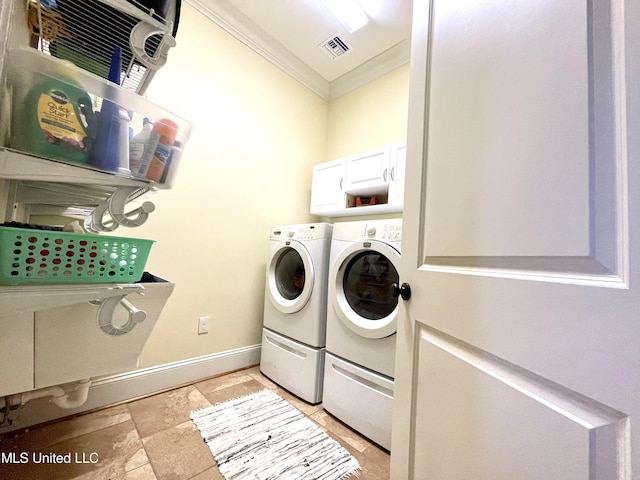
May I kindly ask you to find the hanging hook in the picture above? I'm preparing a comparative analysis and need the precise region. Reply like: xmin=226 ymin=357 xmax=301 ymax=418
xmin=93 ymin=290 xmax=147 ymax=336
xmin=85 ymin=187 xmax=153 ymax=232
xmin=107 ymin=187 xmax=155 ymax=228
xmin=130 ymin=22 xmax=176 ymax=70
xmin=85 ymin=201 xmax=119 ymax=233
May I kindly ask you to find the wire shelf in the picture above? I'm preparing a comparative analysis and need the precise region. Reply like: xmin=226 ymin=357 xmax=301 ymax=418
xmin=26 ymin=0 xmax=179 ymax=94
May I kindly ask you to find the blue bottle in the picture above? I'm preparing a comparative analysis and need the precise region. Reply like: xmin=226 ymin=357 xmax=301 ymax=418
xmin=89 ymin=46 xmax=122 ymax=173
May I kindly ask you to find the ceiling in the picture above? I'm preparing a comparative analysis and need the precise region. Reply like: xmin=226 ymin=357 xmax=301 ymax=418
xmin=188 ymin=0 xmax=413 ymax=100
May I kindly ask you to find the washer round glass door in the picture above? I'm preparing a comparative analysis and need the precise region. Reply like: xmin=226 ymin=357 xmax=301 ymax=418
xmin=329 ymin=240 xmax=400 ymax=338
xmin=267 ymin=240 xmax=314 ymax=314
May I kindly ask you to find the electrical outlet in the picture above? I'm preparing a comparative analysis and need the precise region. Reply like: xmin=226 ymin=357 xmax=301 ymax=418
xmin=198 ymin=316 xmax=209 ymax=335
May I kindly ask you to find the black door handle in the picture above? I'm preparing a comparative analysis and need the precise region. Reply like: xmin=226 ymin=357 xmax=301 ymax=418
xmin=392 ymin=282 xmax=411 ymax=301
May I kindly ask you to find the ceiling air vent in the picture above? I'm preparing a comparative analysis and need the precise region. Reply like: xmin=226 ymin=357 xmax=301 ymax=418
xmin=319 ymin=34 xmax=351 ymax=60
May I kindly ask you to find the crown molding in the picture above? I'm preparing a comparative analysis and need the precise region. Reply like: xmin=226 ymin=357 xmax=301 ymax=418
xmin=328 ymin=40 xmax=410 ymax=101
xmin=188 ymin=0 xmax=330 ymax=100
xmin=187 ymin=0 xmax=410 ymax=101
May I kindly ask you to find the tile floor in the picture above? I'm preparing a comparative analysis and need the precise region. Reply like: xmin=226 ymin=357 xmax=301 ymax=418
xmin=0 ymin=366 xmax=390 ymax=479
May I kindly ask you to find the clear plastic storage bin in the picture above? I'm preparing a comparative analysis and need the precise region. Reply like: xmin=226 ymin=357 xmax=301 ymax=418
xmin=3 ymin=46 xmax=191 ymax=189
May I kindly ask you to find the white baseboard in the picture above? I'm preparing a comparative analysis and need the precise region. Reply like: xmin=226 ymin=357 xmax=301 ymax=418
xmin=0 ymin=344 xmax=261 ymax=435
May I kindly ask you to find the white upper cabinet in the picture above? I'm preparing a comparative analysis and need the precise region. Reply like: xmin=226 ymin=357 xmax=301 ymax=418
xmin=310 ymin=142 xmax=405 ymax=217
xmin=388 ymin=141 xmax=406 ymax=207
xmin=343 ymin=146 xmax=391 ymax=196
xmin=310 ymin=158 xmax=346 ymax=215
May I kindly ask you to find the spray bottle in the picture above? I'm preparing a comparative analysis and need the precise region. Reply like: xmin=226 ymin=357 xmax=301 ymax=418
xmin=129 ymin=118 xmax=152 ymax=177
xmin=136 ymin=118 xmax=178 ymax=182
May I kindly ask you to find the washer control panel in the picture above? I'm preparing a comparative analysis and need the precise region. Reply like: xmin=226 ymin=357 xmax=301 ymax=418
xmin=381 ymin=223 xmax=402 ymax=241
xmin=358 ymin=221 xmax=402 ymax=241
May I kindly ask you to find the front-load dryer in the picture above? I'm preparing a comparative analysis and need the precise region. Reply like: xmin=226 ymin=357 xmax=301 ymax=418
xmin=323 ymin=218 xmax=402 ymax=450
xmin=260 ymin=222 xmax=332 ymax=404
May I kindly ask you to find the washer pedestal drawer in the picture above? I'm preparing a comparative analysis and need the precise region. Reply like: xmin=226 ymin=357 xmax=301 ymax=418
xmin=260 ymin=328 xmax=325 ymax=404
xmin=322 ymin=352 xmax=394 ymax=451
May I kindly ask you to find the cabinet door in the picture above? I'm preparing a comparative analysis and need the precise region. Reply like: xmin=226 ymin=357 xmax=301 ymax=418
xmin=33 ymin=281 xmax=173 ymax=388
xmin=310 ymin=158 xmax=346 ymax=215
xmin=0 ymin=312 xmax=34 ymax=396
xmin=388 ymin=141 xmax=406 ymax=207
xmin=343 ymin=146 xmax=391 ymax=196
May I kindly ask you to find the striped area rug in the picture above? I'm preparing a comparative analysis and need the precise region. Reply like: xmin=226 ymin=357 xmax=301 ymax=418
xmin=190 ymin=389 xmax=361 ymax=480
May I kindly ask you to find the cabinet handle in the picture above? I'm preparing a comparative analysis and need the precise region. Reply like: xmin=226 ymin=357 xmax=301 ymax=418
xmin=339 ymin=178 xmax=343 ymax=190
xmin=383 ymin=168 xmax=388 ymax=182
xmin=390 ymin=167 xmax=395 ymax=181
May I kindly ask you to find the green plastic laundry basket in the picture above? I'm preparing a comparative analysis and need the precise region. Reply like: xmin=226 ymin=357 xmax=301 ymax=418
xmin=0 ymin=226 xmax=154 ymax=285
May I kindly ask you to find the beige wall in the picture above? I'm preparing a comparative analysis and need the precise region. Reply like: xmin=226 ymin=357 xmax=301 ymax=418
xmin=324 ymin=64 xmax=410 ymax=223
xmin=132 ymin=4 xmax=327 ymax=366
xmin=119 ymin=4 xmax=410 ymax=368
xmin=326 ymin=64 xmax=410 ymax=160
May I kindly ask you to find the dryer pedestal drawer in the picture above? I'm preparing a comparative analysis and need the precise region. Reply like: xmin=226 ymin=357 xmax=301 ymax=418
xmin=260 ymin=328 xmax=325 ymax=404
xmin=322 ymin=352 xmax=394 ymax=451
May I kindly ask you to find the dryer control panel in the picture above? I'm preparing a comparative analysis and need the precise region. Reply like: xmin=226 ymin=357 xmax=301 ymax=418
xmin=270 ymin=223 xmax=333 ymax=241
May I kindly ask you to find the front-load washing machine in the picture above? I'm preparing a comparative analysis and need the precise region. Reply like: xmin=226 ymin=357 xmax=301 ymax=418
xmin=323 ymin=218 xmax=402 ymax=450
xmin=260 ymin=222 xmax=332 ymax=404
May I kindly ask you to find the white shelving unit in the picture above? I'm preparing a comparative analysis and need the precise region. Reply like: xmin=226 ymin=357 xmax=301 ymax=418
xmin=0 ymin=147 xmax=150 ymax=185
xmin=0 ymin=1 xmax=184 ymax=402
xmin=0 ymin=149 xmax=165 ymax=397
xmin=0 ymin=149 xmax=174 ymax=400
xmin=0 ymin=147 xmax=152 ymax=219
xmin=0 ymin=148 xmax=156 ymax=321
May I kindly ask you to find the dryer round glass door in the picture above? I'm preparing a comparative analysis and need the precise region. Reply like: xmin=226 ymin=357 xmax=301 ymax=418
xmin=267 ymin=241 xmax=314 ymax=314
xmin=330 ymin=240 xmax=400 ymax=339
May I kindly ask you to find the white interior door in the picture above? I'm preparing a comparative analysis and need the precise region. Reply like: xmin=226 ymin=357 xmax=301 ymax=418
xmin=391 ymin=0 xmax=640 ymax=479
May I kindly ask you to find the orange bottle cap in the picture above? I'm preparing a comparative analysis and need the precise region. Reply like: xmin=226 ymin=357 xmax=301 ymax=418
xmin=153 ymin=118 xmax=179 ymax=143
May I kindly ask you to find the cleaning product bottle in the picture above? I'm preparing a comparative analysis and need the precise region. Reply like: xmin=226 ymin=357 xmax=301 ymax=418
xmin=117 ymin=108 xmax=131 ymax=175
xmin=137 ymin=118 xmax=178 ymax=182
xmin=88 ymin=108 xmax=120 ymax=172
xmin=129 ymin=118 xmax=152 ymax=177
xmin=160 ymin=140 xmax=183 ymax=187
xmin=16 ymin=76 xmax=96 ymax=164
xmin=89 ymin=46 xmax=122 ymax=173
